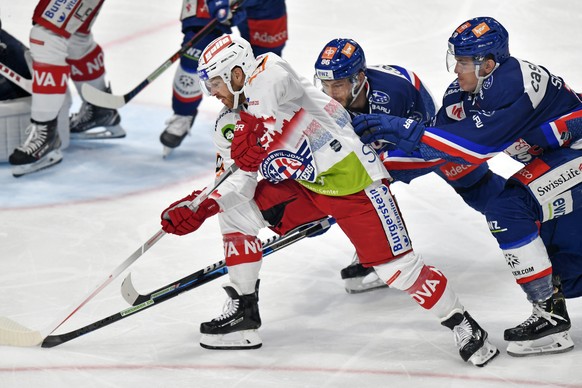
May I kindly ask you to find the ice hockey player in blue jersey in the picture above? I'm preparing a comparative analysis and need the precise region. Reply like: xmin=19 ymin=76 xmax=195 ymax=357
xmin=313 ymin=38 xmax=505 ymax=294
xmin=160 ymin=0 xmax=287 ymax=157
xmin=352 ymin=16 xmax=582 ymax=357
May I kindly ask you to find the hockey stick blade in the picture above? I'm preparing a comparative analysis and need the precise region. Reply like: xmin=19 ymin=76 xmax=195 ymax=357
xmin=81 ymin=84 xmax=126 ymax=109
xmin=122 ymin=216 xmax=336 ymax=306
xmin=40 ymin=216 xmax=335 ymax=348
xmin=0 ymin=165 xmax=238 ymax=347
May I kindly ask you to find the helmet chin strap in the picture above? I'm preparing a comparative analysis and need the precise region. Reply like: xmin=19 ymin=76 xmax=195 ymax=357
xmin=232 ymin=90 xmax=243 ymax=108
xmin=472 ymin=62 xmax=499 ymax=96
xmin=348 ymin=76 xmax=368 ymax=109
xmin=227 ymin=78 xmax=246 ymax=108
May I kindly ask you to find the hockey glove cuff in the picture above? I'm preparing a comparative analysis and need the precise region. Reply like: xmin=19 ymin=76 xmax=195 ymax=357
xmin=353 ymin=114 xmax=425 ymax=154
xmin=231 ymin=111 xmax=268 ymax=172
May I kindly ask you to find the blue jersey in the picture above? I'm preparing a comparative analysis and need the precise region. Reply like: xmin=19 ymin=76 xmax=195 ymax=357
xmin=360 ymin=65 xmax=504 ymax=213
xmin=420 ymin=57 xmax=582 ymax=165
xmin=364 ymin=65 xmax=439 ymax=183
xmin=363 ymin=65 xmax=436 ymax=123
xmin=181 ymin=0 xmax=287 ymax=49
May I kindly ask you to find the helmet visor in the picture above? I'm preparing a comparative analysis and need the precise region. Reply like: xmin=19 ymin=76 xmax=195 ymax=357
xmin=200 ymin=75 xmax=229 ymax=96
xmin=446 ymin=50 xmax=482 ymax=74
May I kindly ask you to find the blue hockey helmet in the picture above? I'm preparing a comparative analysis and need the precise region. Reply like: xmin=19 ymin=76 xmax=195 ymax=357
xmin=314 ymin=38 xmax=366 ymax=81
xmin=447 ymin=17 xmax=510 ymax=65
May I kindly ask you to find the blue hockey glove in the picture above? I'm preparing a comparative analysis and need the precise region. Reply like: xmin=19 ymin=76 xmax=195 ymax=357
xmin=352 ymin=114 xmax=425 ymax=154
xmin=207 ymin=0 xmax=246 ymax=26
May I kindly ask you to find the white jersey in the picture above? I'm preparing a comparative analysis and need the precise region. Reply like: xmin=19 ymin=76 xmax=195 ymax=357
xmin=212 ymin=108 xmax=267 ymax=235
xmin=244 ymin=53 xmax=389 ymax=196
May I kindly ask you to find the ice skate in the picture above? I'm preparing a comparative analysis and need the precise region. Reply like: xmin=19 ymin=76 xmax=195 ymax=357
xmin=341 ymin=253 xmax=388 ymax=294
xmin=200 ymin=280 xmax=262 ymax=350
xmin=504 ymin=289 xmax=573 ymax=357
xmin=70 ymin=86 xmax=125 ymax=140
xmin=160 ymin=114 xmax=194 ymax=157
xmin=9 ymin=118 xmax=63 ymax=177
xmin=442 ymin=311 xmax=499 ymax=367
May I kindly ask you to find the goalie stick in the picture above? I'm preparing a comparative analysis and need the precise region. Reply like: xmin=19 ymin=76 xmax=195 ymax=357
xmin=81 ymin=0 xmax=243 ymax=109
xmin=40 ymin=216 xmax=336 ymax=348
xmin=0 ymin=164 xmax=238 ymax=347
xmin=0 ymin=62 xmax=32 ymax=93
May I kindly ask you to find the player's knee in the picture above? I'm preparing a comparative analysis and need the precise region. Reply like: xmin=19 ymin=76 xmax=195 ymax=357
xmin=373 ymin=251 xmax=424 ymax=290
xmin=223 ymin=233 xmax=262 ymax=266
xmin=172 ymin=65 xmax=202 ymax=101
xmin=29 ymin=25 xmax=68 ymax=63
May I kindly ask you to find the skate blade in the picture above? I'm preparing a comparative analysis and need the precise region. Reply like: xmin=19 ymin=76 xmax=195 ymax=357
xmin=200 ymin=330 xmax=262 ymax=350
xmin=162 ymin=146 xmax=174 ymax=158
xmin=468 ymin=340 xmax=499 ymax=367
xmin=12 ymin=150 xmax=63 ymax=177
xmin=344 ymin=274 xmax=388 ymax=294
xmin=71 ymin=124 xmax=126 ymax=140
xmin=507 ymin=331 xmax=574 ymax=357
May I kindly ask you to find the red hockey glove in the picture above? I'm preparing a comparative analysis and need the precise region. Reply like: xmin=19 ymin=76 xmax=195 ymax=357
xmin=161 ymin=196 xmax=220 ymax=236
xmin=160 ymin=190 xmax=201 ymax=221
xmin=231 ymin=111 xmax=268 ymax=172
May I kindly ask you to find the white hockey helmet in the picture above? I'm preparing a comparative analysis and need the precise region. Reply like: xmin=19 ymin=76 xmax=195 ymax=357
xmin=197 ymin=34 xmax=256 ymax=107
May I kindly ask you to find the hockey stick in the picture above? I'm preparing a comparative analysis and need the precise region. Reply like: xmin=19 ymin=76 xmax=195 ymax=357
xmin=40 ymin=216 xmax=336 ymax=348
xmin=121 ymin=216 xmax=337 ymax=305
xmin=0 ymin=62 xmax=32 ymax=93
xmin=0 ymin=164 xmax=238 ymax=347
xmin=81 ymin=0 xmax=242 ymax=109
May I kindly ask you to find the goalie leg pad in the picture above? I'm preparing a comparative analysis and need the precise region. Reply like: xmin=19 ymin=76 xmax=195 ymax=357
xmin=506 ymin=331 xmax=574 ymax=357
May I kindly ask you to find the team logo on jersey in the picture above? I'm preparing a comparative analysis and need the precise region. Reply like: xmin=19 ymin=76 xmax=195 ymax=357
xmin=221 ymin=124 xmax=235 ymax=142
xmin=482 ymin=75 xmax=494 ymax=90
xmin=446 ymin=102 xmax=465 ymax=120
xmin=370 ymin=90 xmax=390 ymax=104
xmin=260 ymin=139 xmax=316 ymax=183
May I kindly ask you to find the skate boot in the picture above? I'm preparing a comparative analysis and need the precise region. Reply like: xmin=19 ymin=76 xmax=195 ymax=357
xmin=340 ymin=253 xmax=388 ymax=294
xmin=441 ymin=311 xmax=499 ymax=367
xmin=200 ymin=280 xmax=262 ymax=350
xmin=9 ymin=118 xmax=63 ymax=177
xmin=160 ymin=114 xmax=194 ymax=157
xmin=70 ymin=87 xmax=125 ymax=139
xmin=504 ymin=284 xmax=573 ymax=357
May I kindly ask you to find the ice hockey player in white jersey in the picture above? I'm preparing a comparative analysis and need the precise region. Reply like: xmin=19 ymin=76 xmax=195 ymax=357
xmin=160 ymin=34 xmax=499 ymax=367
